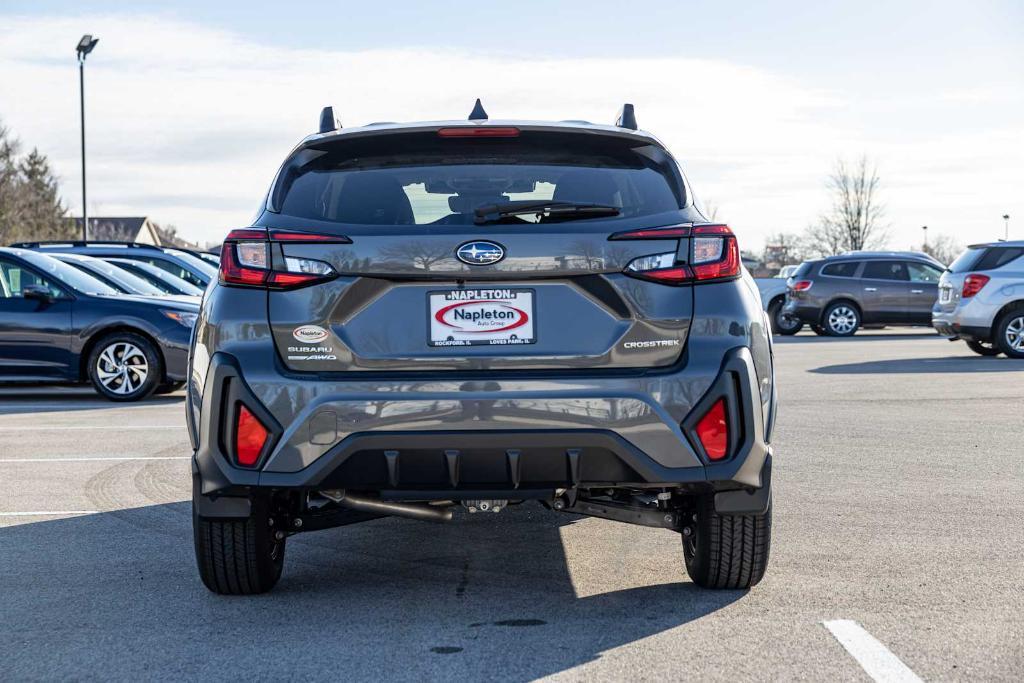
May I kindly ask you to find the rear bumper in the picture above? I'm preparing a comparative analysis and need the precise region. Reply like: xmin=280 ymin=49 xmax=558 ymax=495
xmin=932 ymin=308 xmax=992 ymax=342
xmin=781 ymin=299 xmax=820 ymax=324
xmin=193 ymin=346 xmax=771 ymax=502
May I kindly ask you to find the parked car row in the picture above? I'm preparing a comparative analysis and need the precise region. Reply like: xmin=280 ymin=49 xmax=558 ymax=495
xmin=757 ymin=243 xmax=1024 ymax=358
xmin=0 ymin=241 xmax=219 ymax=400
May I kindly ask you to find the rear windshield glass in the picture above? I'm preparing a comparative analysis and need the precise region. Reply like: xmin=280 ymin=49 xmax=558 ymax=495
xmin=974 ymin=247 xmax=1024 ymax=271
xmin=948 ymin=248 xmax=983 ymax=273
xmin=792 ymin=261 xmax=814 ymax=279
xmin=273 ymin=132 xmax=685 ymax=226
xmin=821 ymin=261 xmax=859 ymax=277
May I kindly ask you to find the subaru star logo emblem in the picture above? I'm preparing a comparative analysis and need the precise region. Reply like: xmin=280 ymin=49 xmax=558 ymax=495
xmin=456 ymin=241 xmax=505 ymax=266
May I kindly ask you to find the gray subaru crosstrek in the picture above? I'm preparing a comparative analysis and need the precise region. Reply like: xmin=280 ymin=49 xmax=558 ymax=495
xmin=188 ymin=104 xmax=776 ymax=594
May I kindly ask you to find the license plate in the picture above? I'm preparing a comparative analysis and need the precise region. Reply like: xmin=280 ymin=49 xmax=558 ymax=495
xmin=428 ymin=288 xmax=535 ymax=347
xmin=939 ymin=287 xmax=952 ymax=303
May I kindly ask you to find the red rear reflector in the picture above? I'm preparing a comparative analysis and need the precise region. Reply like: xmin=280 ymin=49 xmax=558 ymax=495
xmin=791 ymin=280 xmax=813 ymax=291
xmin=696 ymin=398 xmax=729 ymax=460
xmin=961 ymin=274 xmax=990 ymax=298
xmin=236 ymin=405 xmax=268 ymax=467
xmin=692 ymin=236 xmax=740 ymax=281
xmin=609 ymin=226 xmax=691 ymax=240
xmin=437 ymin=127 xmax=520 ymax=138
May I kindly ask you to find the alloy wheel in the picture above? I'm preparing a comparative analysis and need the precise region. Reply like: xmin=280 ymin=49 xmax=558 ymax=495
xmin=827 ymin=306 xmax=858 ymax=334
xmin=95 ymin=342 xmax=149 ymax=396
xmin=1005 ymin=316 xmax=1024 ymax=353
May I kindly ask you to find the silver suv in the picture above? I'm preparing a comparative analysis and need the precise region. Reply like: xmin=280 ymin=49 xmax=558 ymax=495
xmin=933 ymin=241 xmax=1024 ymax=358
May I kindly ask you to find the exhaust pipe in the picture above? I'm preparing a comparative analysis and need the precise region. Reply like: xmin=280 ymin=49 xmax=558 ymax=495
xmin=319 ymin=490 xmax=453 ymax=523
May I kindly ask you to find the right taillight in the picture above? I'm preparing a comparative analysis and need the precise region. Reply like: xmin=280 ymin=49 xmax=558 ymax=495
xmin=622 ymin=224 xmax=741 ymax=285
xmin=219 ymin=228 xmax=343 ymax=289
xmin=790 ymin=280 xmax=813 ymax=291
xmin=961 ymin=274 xmax=990 ymax=298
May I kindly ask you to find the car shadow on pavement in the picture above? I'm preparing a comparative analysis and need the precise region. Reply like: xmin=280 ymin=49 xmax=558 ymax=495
xmin=0 ymin=501 xmax=742 ymax=680
xmin=774 ymin=332 xmax=940 ymax=343
xmin=811 ymin=356 xmax=1024 ymax=374
xmin=0 ymin=388 xmax=184 ymax=414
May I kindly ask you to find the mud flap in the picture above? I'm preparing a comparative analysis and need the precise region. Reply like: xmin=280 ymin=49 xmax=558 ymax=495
xmin=714 ymin=454 xmax=771 ymax=516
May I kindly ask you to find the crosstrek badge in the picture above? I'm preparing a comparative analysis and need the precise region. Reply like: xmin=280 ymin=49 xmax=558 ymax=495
xmin=292 ymin=325 xmax=329 ymax=343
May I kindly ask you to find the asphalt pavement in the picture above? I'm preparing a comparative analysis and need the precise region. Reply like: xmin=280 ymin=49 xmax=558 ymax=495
xmin=1 ymin=330 xmax=1021 ymax=681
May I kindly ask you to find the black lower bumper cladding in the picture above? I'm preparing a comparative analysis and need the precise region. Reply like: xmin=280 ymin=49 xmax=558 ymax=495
xmin=193 ymin=348 xmax=771 ymax=516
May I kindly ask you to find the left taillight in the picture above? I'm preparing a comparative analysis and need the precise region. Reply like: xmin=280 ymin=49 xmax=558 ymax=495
xmin=235 ymin=405 xmax=268 ymax=467
xmin=219 ymin=228 xmax=345 ymax=289
xmin=622 ymin=224 xmax=741 ymax=285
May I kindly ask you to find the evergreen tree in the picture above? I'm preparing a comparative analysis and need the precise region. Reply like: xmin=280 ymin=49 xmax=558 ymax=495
xmin=18 ymin=148 xmax=70 ymax=241
xmin=0 ymin=119 xmax=71 ymax=244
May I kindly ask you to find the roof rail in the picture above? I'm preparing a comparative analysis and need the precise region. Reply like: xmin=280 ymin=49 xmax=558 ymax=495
xmin=319 ymin=106 xmax=339 ymax=134
xmin=9 ymin=240 xmax=162 ymax=250
xmin=468 ymin=98 xmax=488 ymax=121
xmin=615 ymin=103 xmax=637 ymax=130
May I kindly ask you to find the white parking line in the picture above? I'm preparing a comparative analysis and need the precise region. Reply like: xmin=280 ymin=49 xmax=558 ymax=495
xmin=0 ymin=456 xmax=191 ymax=463
xmin=0 ymin=511 xmax=99 ymax=516
xmin=0 ymin=426 xmax=183 ymax=432
xmin=823 ymin=620 xmax=923 ymax=683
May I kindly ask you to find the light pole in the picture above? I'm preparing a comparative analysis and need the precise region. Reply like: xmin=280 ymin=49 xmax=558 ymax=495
xmin=76 ymin=34 xmax=99 ymax=241
xmin=1004 ymin=214 xmax=1011 ymax=241
xmin=922 ymin=225 xmax=928 ymax=249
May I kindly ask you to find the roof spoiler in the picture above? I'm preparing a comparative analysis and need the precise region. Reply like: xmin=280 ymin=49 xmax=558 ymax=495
xmin=319 ymin=106 xmax=340 ymax=134
xmin=615 ymin=103 xmax=637 ymax=130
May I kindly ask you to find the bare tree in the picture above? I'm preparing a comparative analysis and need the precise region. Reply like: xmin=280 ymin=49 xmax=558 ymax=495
xmin=701 ymin=198 xmax=721 ymax=222
xmin=378 ymin=241 xmax=453 ymax=271
xmin=804 ymin=157 xmax=887 ymax=256
xmin=921 ymin=233 xmax=962 ymax=266
xmin=761 ymin=231 xmax=807 ymax=268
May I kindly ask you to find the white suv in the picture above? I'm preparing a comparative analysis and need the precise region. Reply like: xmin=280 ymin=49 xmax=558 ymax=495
xmin=933 ymin=241 xmax=1024 ymax=358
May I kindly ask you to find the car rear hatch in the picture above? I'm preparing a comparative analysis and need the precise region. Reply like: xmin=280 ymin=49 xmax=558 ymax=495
xmin=222 ymin=126 xmax=738 ymax=374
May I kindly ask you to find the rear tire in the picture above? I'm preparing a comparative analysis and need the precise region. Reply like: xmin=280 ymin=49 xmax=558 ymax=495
xmin=193 ymin=496 xmax=285 ymax=595
xmin=965 ymin=340 xmax=1001 ymax=357
xmin=768 ymin=300 xmax=802 ymax=335
xmin=822 ymin=302 xmax=860 ymax=336
xmin=994 ymin=307 xmax=1024 ymax=359
xmin=682 ymin=495 xmax=771 ymax=589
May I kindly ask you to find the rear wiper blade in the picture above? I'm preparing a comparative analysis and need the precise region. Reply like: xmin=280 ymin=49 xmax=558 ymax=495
xmin=474 ymin=200 xmax=620 ymax=225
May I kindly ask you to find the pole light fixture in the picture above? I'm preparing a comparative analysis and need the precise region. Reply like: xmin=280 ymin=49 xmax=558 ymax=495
xmin=921 ymin=225 xmax=928 ymax=248
xmin=76 ymin=34 xmax=99 ymax=241
xmin=1003 ymin=214 xmax=1011 ymax=241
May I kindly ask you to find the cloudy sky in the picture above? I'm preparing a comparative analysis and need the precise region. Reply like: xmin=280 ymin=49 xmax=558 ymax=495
xmin=1 ymin=1 xmax=1022 ymax=250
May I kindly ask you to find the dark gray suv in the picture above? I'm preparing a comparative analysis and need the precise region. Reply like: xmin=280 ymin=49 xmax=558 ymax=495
xmin=782 ymin=251 xmax=944 ymax=336
xmin=188 ymin=105 xmax=776 ymax=594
